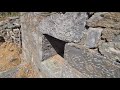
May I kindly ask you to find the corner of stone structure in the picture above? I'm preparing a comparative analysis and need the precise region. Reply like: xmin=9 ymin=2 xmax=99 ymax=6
xmin=20 ymin=12 xmax=120 ymax=78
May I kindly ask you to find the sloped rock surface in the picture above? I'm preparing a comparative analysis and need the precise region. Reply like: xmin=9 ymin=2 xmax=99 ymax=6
xmin=64 ymin=43 xmax=120 ymax=78
xmin=40 ymin=54 xmax=86 ymax=78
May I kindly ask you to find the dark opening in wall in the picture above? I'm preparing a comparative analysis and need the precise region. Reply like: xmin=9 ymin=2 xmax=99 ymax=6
xmin=0 ymin=36 xmax=5 ymax=43
xmin=116 ymin=59 xmax=120 ymax=64
xmin=43 ymin=34 xmax=67 ymax=58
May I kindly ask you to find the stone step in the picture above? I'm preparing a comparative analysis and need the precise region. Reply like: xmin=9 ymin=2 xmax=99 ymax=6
xmin=39 ymin=54 xmax=87 ymax=78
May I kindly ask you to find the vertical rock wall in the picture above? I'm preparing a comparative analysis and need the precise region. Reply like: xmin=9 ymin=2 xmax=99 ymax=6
xmin=20 ymin=12 xmax=59 ymax=70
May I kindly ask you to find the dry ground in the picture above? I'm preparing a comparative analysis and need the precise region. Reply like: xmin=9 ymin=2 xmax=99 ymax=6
xmin=0 ymin=42 xmax=38 ymax=78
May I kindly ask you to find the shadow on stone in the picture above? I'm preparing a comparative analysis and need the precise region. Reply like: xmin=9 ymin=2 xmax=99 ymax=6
xmin=0 ymin=36 xmax=5 ymax=43
xmin=44 ymin=34 xmax=67 ymax=58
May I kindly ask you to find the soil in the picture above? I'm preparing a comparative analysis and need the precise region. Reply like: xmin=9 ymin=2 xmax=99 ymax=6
xmin=0 ymin=42 xmax=38 ymax=78
xmin=0 ymin=42 xmax=21 ymax=71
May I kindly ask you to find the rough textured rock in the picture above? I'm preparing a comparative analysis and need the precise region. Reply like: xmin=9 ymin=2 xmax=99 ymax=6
xmin=20 ymin=13 xmax=43 ymax=68
xmin=42 ymin=35 xmax=57 ymax=60
xmin=86 ymin=28 xmax=103 ymax=48
xmin=20 ymin=13 xmax=60 ymax=70
xmin=64 ymin=43 xmax=120 ymax=78
xmin=38 ymin=12 xmax=88 ymax=43
xmin=20 ymin=12 xmax=120 ymax=78
xmin=0 ymin=67 xmax=18 ymax=78
xmin=21 ymin=28 xmax=43 ymax=70
xmin=40 ymin=54 xmax=86 ymax=78
xmin=101 ymin=28 xmax=120 ymax=42
xmin=99 ymin=42 xmax=120 ymax=63
xmin=0 ymin=16 xmax=21 ymax=47
xmin=87 ymin=12 xmax=120 ymax=30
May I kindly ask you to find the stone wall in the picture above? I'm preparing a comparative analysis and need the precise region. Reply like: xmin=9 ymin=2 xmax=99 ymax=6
xmin=20 ymin=12 xmax=120 ymax=78
xmin=0 ymin=16 xmax=21 ymax=47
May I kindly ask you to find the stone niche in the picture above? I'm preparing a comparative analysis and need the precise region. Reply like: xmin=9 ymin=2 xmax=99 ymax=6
xmin=21 ymin=12 xmax=120 ymax=78
xmin=20 ymin=12 xmax=69 ymax=70
xmin=42 ymin=34 xmax=67 ymax=60
xmin=0 ymin=36 xmax=5 ymax=43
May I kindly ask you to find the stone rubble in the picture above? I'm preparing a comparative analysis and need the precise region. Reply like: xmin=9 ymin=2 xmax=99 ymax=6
xmin=0 ymin=16 xmax=21 ymax=47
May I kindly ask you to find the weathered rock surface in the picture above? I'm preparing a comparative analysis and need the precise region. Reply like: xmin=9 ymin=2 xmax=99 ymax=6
xmin=20 ymin=13 xmax=44 ymax=64
xmin=20 ymin=13 xmax=61 ymax=71
xmin=64 ymin=43 xmax=120 ymax=78
xmin=99 ymin=42 xmax=120 ymax=63
xmin=0 ymin=16 xmax=21 ymax=47
xmin=87 ymin=12 xmax=120 ymax=30
xmin=86 ymin=28 xmax=103 ymax=48
xmin=101 ymin=28 xmax=120 ymax=42
xmin=20 ymin=12 xmax=120 ymax=78
xmin=0 ymin=67 xmax=18 ymax=78
xmin=40 ymin=54 xmax=86 ymax=78
xmin=38 ymin=12 xmax=87 ymax=43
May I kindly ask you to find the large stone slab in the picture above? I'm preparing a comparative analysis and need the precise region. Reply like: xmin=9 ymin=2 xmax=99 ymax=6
xmin=38 ymin=12 xmax=88 ymax=43
xmin=20 ymin=12 xmax=44 ymax=68
xmin=64 ymin=43 xmax=120 ymax=78
xmin=40 ymin=54 xmax=86 ymax=78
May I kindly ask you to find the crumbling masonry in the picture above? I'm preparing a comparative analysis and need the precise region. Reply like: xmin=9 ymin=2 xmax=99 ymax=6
xmin=0 ymin=16 xmax=21 ymax=47
xmin=19 ymin=12 xmax=120 ymax=78
xmin=1 ymin=12 xmax=120 ymax=78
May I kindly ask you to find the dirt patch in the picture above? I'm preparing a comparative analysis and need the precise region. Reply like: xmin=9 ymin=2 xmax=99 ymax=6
xmin=0 ymin=42 xmax=40 ymax=78
xmin=0 ymin=42 xmax=21 ymax=71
